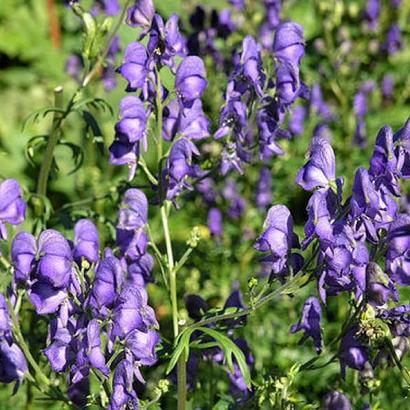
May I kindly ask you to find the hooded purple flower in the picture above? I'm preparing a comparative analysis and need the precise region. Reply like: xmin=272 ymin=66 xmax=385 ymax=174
xmin=112 ymin=284 xmax=158 ymax=339
xmin=0 ymin=340 xmax=28 ymax=388
xmin=37 ymin=230 xmax=73 ymax=289
xmin=117 ymin=42 xmax=149 ymax=92
xmin=302 ymin=188 xmax=336 ymax=249
xmin=255 ymin=205 xmax=299 ymax=279
xmin=74 ymin=219 xmax=100 ymax=265
xmin=366 ymin=262 xmax=398 ymax=306
xmin=126 ymin=0 xmax=155 ymax=30
xmin=296 ymin=136 xmax=336 ymax=191
xmin=0 ymin=179 xmax=26 ymax=240
xmin=0 ymin=294 xmax=11 ymax=340
xmin=166 ymin=138 xmax=202 ymax=199
xmin=273 ymin=22 xmax=305 ymax=65
xmin=384 ymin=24 xmax=402 ymax=55
xmin=339 ymin=326 xmax=369 ymax=377
xmin=115 ymin=97 xmax=148 ymax=146
xmin=386 ymin=214 xmax=410 ymax=285
xmin=65 ymin=54 xmax=83 ymax=82
xmin=288 ymin=105 xmax=306 ymax=136
xmin=118 ymin=189 xmax=148 ymax=231
xmin=176 ymin=56 xmax=207 ymax=102
xmin=125 ymin=328 xmax=159 ymax=365
xmin=323 ymin=391 xmax=352 ymax=410
xmin=239 ymin=36 xmax=265 ymax=96
xmin=29 ymin=282 xmax=68 ymax=315
xmin=88 ymin=255 xmax=124 ymax=313
xmin=208 ymin=208 xmax=223 ymax=238
xmin=364 ymin=0 xmax=380 ymax=31
xmin=394 ymin=117 xmax=410 ymax=179
xmin=179 ymin=99 xmax=210 ymax=140
xmin=310 ymin=84 xmax=333 ymax=121
xmin=108 ymin=360 xmax=139 ymax=410
xmin=109 ymin=133 xmax=140 ymax=181
xmin=255 ymin=168 xmax=272 ymax=211
xmin=11 ymin=232 xmax=36 ymax=283
xmin=382 ymin=74 xmax=394 ymax=99
xmin=86 ymin=319 xmax=109 ymax=376
xmin=290 ymin=296 xmax=322 ymax=353
xmin=44 ymin=319 xmax=74 ymax=372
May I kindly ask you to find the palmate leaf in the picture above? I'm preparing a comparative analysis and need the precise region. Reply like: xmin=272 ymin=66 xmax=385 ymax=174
xmin=22 ymin=107 xmax=65 ymax=130
xmin=166 ymin=326 xmax=251 ymax=389
xmin=57 ymin=140 xmax=84 ymax=175
xmin=24 ymin=134 xmax=48 ymax=166
xmin=73 ymin=97 xmax=113 ymax=115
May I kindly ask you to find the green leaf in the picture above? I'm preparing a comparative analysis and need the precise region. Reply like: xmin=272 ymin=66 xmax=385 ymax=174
xmin=166 ymin=328 xmax=195 ymax=375
xmin=196 ymin=327 xmax=252 ymax=388
xmin=22 ymin=107 xmax=65 ymax=130
xmin=57 ymin=140 xmax=84 ymax=175
xmin=24 ymin=134 xmax=48 ymax=166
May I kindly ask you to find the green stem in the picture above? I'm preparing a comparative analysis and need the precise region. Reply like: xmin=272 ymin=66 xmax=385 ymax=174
xmin=156 ymin=73 xmax=163 ymax=165
xmin=82 ymin=0 xmax=132 ymax=88
xmin=36 ymin=86 xmax=64 ymax=198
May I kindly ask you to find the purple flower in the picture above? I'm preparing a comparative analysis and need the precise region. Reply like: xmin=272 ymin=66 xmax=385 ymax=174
xmin=394 ymin=117 xmax=410 ymax=179
xmin=323 ymin=391 xmax=352 ymax=410
xmin=240 ymin=36 xmax=265 ymax=96
xmin=364 ymin=0 xmax=380 ymax=30
xmin=366 ymin=262 xmax=398 ymax=306
xmin=179 ymin=99 xmax=210 ymax=140
xmin=386 ymin=214 xmax=410 ymax=285
xmin=290 ymin=296 xmax=322 ymax=353
xmin=125 ymin=328 xmax=159 ymax=365
xmin=166 ymin=138 xmax=202 ymax=199
xmin=86 ymin=319 xmax=109 ymax=376
xmin=97 ymin=0 xmax=120 ymax=16
xmin=163 ymin=99 xmax=180 ymax=141
xmin=273 ymin=22 xmax=305 ymax=65
xmin=353 ymin=119 xmax=367 ymax=148
xmin=302 ymin=188 xmax=336 ymax=249
xmin=44 ymin=319 xmax=74 ymax=372
xmin=112 ymin=284 xmax=158 ymax=339
xmin=88 ymin=255 xmax=124 ymax=313
xmin=176 ymin=56 xmax=207 ymax=102
xmin=127 ymin=0 xmax=155 ymax=30
xmin=208 ymin=208 xmax=223 ymax=238
xmin=382 ymin=74 xmax=394 ymax=99
xmin=0 ymin=340 xmax=28 ymax=388
xmin=115 ymin=97 xmax=148 ymax=145
xmin=185 ymin=294 xmax=208 ymax=321
xmin=255 ymin=205 xmax=299 ymax=279
xmin=255 ymin=168 xmax=272 ymax=211
xmin=384 ymin=24 xmax=402 ymax=55
xmin=37 ymin=230 xmax=73 ymax=289
xmin=310 ymin=84 xmax=333 ymax=121
xmin=29 ymin=282 xmax=68 ymax=315
xmin=74 ymin=219 xmax=100 ymax=265
xmin=117 ymin=189 xmax=148 ymax=231
xmin=288 ymin=105 xmax=306 ymax=136
xmin=108 ymin=360 xmax=139 ymax=410
xmin=0 ymin=179 xmax=26 ymax=240
xmin=339 ymin=326 xmax=369 ymax=377
xmin=11 ymin=232 xmax=36 ymax=283
xmin=0 ymin=294 xmax=11 ymax=339
xmin=117 ymin=42 xmax=149 ymax=92
xmin=296 ymin=136 xmax=336 ymax=191
xmin=109 ymin=133 xmax=140 ymax=181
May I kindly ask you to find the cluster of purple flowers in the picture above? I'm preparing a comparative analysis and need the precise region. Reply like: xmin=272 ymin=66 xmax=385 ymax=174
xmin=215 ymin=20 xmax=307 ymax=173
xmin=109 ymin=0 xmax=210 ymax=201
xmin=2 ymin=182 xmax=160 ymax=408
xmin=255 ymin=116 xmax=410 ymax=380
